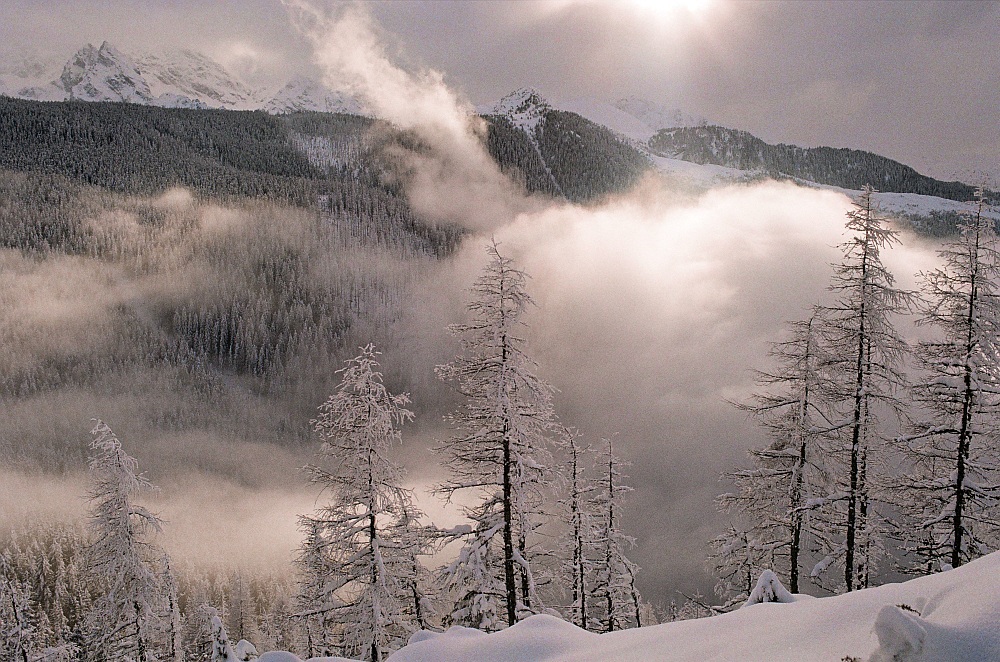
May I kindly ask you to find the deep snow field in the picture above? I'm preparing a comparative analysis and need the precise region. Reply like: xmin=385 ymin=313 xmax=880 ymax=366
xmin=257 ymin=550 xmax=1000 ymax=662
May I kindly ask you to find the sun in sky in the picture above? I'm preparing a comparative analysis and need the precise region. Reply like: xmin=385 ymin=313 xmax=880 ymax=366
xmin=627 ymin=0 xmax=717 ymax=16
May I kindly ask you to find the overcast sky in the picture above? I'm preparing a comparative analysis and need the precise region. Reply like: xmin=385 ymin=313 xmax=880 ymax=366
xmin=0 ymin=0 xmax=997 ymax=181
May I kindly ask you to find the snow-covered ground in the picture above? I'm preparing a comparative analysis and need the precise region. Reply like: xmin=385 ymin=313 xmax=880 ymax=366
xmin=259 ymin=550 xmax=1000 ymax=661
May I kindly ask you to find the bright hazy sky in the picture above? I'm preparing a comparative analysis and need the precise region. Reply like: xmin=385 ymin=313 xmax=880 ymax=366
xmin=1 ymin=0 xmax=997 ymax=180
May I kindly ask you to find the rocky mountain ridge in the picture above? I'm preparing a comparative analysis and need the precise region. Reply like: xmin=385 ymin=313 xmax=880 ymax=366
xmin=0 ymin=41 xmax=362 ymax=114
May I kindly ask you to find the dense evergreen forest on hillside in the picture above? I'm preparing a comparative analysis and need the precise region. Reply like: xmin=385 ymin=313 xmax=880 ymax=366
xmin=0 ymin=97 xmax=649 ymax=207
xmin=649 ymin=124 xmax=989 ymax=202
xmin=0 ymin=97 xmax=650 ymax=473
xmin=483 ymin=109 xmax=651 ymax=203
xmin=0 ymin=96 xmax=988 ymax=475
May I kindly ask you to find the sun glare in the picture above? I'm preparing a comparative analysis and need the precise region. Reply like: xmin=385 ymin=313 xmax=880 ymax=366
xmin=628 ymin=0 xmax=716 ymax=17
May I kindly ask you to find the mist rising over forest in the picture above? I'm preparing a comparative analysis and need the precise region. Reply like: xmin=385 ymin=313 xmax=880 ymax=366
xmin=3 ymin=1 xmax=999 ymax=661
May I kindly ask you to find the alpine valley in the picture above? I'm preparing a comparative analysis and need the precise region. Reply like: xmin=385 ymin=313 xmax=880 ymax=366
xmin=3 ymin=33 xmax=1000 ymax=662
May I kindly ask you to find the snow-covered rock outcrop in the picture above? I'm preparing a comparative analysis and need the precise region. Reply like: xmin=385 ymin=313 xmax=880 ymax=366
xmin=59 ymin=41 xmax=153 ymax=103
xmin=483 ymin=87 xmax=550 ymax=132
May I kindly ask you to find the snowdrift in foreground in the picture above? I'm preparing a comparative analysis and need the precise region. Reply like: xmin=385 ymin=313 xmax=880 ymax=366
xmin=267 ymin=551 xmax=1000 ymax=661
xmin=394 ymin=553 xmax=1000 ymax=662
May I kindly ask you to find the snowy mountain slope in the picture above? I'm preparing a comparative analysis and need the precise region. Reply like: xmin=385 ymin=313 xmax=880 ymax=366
xmin=482 ymin=88 xmax=650 ymax=202
xmin=483 ymin=89 xmax=992 ymax=228
xmin=58 ymin=42 xmax=153 ymax=103
xmin=263 ymin=75 xmax=366 ymax=115
xmin=133 ymin=49 xmax=257 ymax=109
xmin=649 ymin=124 xmax=982 ymax=203
xmin=483 ymin=87 xmax=550 ymax=132
xmin=0 ymin=42 xmax=988 ymax=231
xmin=490 ymin=90 xmax=989 ymax=224
xmin=546 ymin=96 xmax=655 ymax=143
xmin=254 ymin=551 xmax=1000 ymax=661
xmin=489 ymin=91 xmax=705 ymax=144
xmin=647 ymin=153 xmax=1000 ymax=229
xmin=0 ymin=41 xmax=363 ymax=115
xmin=0 ymin=51 xmax=65 ymax=101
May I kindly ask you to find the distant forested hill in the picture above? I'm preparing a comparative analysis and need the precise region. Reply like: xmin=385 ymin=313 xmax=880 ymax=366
xmin=0 ymin=96 xmax=648 ymax=206
xmin=0 ymin=96 xmax=320 ymax=201
xmin=649 ymin=125 xmax=982 ymax=202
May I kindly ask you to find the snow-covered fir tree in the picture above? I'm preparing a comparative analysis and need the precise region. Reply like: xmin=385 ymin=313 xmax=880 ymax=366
xmin=299 ymin=344 xmax=423 ymax=661
xmin=897 ymin=188 xmax=1000 ymax=571
xmin=207 ymin=607 xmax=236 ymax=662
xmin=812 ymin=187 xmax=913 ymax=592
xmin=435 ymin=240 xmax=560 ymax=630
xmin=83 ymin=419 xmax=168 ymax=662
xmin=714 ymin=312 xmax=833 ymax=599
xmin=587 ymin=437 xmax=641 ymax=632
xmin=1 ymin=553 xmax=39 ymax=662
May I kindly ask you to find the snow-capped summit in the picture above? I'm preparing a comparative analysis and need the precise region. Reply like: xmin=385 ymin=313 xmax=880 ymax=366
xmin=613 ymin=96 xmax=705 ymax=133
xmin=59 ymin=41 xmax=153 ymax=104
xmin=484 ymin=87 xmax=551 ymax=131
xmin=0 ymin=51 xmax=65 ymax=101
xmin=133 ymin=49 xmax=257 ymax=110
xmin=477 ymin=90 xmax=705 ymax=146
xmin=0 ymin=41 xmax=369 ymax=115
xmin=263 ymin=75 xmax=366 ymax=115
xmin=487 ymin=87 xmax=550 ymax=115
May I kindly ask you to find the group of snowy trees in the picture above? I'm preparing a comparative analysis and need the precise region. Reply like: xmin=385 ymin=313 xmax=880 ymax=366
xmin=2 ymin=430 xmax=339 ymax=661
xmin=293 ymin=242 xmax=645 ymax=660
xmin=8 ymin=160 xmax=996 ymax=659
xmin=2 ymin=422 xmax=173 ymax=662
xmin=714 ymin=187 xmax=1000 ymax=605
xmin=1 ymin=240 xmax=644 ymax=662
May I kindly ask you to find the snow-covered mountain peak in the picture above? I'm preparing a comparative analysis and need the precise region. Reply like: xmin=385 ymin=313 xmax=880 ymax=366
xmin=485 ymin=87 xmax=551 ymax=131
xmin=263 ymin=75 xmax=367 ymax=116
xmin=132 ymin=48 xmax=257 ymax=109
xmin=490 ymin=87 xmax=550 ymax=115
xmin=59 ymin=41 xmax=152 ymax=103
xmin=0 ymin=41 xmax=370 ymax=115
xmin=613 ymin=96 xmax=705 ymax=132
